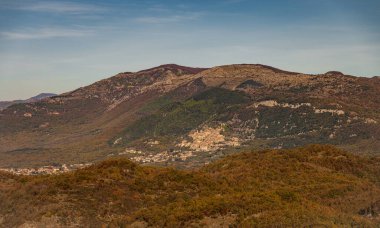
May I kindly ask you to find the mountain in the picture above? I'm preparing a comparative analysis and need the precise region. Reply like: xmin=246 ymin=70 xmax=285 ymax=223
xmin=1 ymin=145 xmax=380 ymax=227
xmin=0 ymin=93 xmax=56 ymax=110
xmin=26 ymin=93 xmax=57 ymax=102
xmin=0 ymin=64 xmax=379 ymax=168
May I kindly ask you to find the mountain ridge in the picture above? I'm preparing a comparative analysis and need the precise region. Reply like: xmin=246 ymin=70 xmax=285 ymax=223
xmin=0 ymin=93 xmax=56 ymax=111
xmin=0 ymin=64 xmax=379 ymax=169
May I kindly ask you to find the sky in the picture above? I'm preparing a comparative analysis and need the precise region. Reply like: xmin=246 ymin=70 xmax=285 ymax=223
xmin=0 ymin=0 xmax=379 ymax=100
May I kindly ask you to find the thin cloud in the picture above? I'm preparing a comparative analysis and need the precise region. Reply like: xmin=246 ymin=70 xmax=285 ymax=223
xmin=135 ymin=13 xmax=202 ymax=24
xmin=223 ymin=0 xmax=246 ymax=4
xmin=1 ymin=1 xmax=104 ymax=14
xmin=146 ymin=5 xmax=171 ymax=13
xmin=1 ymin=28 xmax=93 ymax=40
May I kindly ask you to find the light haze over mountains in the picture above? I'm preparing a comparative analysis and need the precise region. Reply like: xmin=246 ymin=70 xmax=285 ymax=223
xmin=1 ymin=0 xmax=380 ymax=100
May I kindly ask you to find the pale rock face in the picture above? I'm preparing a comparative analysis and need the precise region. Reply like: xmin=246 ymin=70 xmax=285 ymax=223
xmin=250 ymin=100 xmax=312 ymax=109
xmin=251 ymin=100 xmax=279 ymax=108
xmin=250 ymin=100 xmax=346 ymax=116
xmin=146 ymin=140 xmax=160 ymax=145
xmin=106 ymin=95 xmax=130 ymax=111
xmin=113 ymin=137 xmax=122 ymax=145
xmin=23 ymin=112 xmax=32 ymax=117
xmin=39 ymin=122 xmax=49 ymax=128
xmin=314 ymin=109 xmax=345 ymax=115
xmin=365 ymin=118 xmax=378 ymax=124
xmin=281 ymin=103 xmax=312 ymax=109
xmin=48 ymin=111 xmax=60 ymax=115
xmin=123 ymin=148 xmax=143 ymax=154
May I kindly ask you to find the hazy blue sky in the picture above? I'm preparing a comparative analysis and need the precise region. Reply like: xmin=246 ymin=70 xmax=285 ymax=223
xmin=0 ymin=0 xmax=379 ymax=100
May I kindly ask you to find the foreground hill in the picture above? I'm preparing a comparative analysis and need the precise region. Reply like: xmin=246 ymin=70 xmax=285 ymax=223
xmin=0 ymin=145 xmax=379 ymax=227
xmin=0 ymin=64 xmax=379 ymax=168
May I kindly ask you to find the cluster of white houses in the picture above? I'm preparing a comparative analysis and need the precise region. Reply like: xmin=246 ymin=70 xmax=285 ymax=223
xmin=0 ymin=163 xmax=92 ymax=175
xmin=130 ymin=150 xmax=194 ymax=164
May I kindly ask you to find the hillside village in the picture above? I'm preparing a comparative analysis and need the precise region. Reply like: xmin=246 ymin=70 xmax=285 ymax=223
xmin=0 ymin=163 xmax=92 ymax=175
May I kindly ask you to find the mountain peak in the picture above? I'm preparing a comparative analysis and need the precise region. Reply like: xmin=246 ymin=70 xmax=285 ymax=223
xmin=325 ymin=71 xmax=345 ymax=76
xmin=28 ymin=93 xmax=57 ymax=101
xmin=252 ymin=64 xmax=300 ymax=75
xmin=139 ymin=64 xmax=208 ymax=74
xmin=204 ymin=64 xmax=301 ymax=76
xmin=0 ymin=93 xmax=56 ymax=110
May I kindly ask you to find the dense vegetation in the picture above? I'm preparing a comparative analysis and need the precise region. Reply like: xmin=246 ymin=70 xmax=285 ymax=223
xmin=1 ymin=145 xmax=379 ymax=227
xmin=121 ymin=88 xmax=250 ymax=143
xmin=117 ymin=84 xmax=378 ymax=157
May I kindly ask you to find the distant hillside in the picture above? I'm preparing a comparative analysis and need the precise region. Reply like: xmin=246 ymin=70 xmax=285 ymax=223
xmin=27 ymin=93 xmax=57 ymax=102
xmin=0 ymin=64 xmax=379 ymax=168
xmin=0 ymin=145 xmax=379 ymax=227
xmin=0 ymin=93 xmax=56 ymax=110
